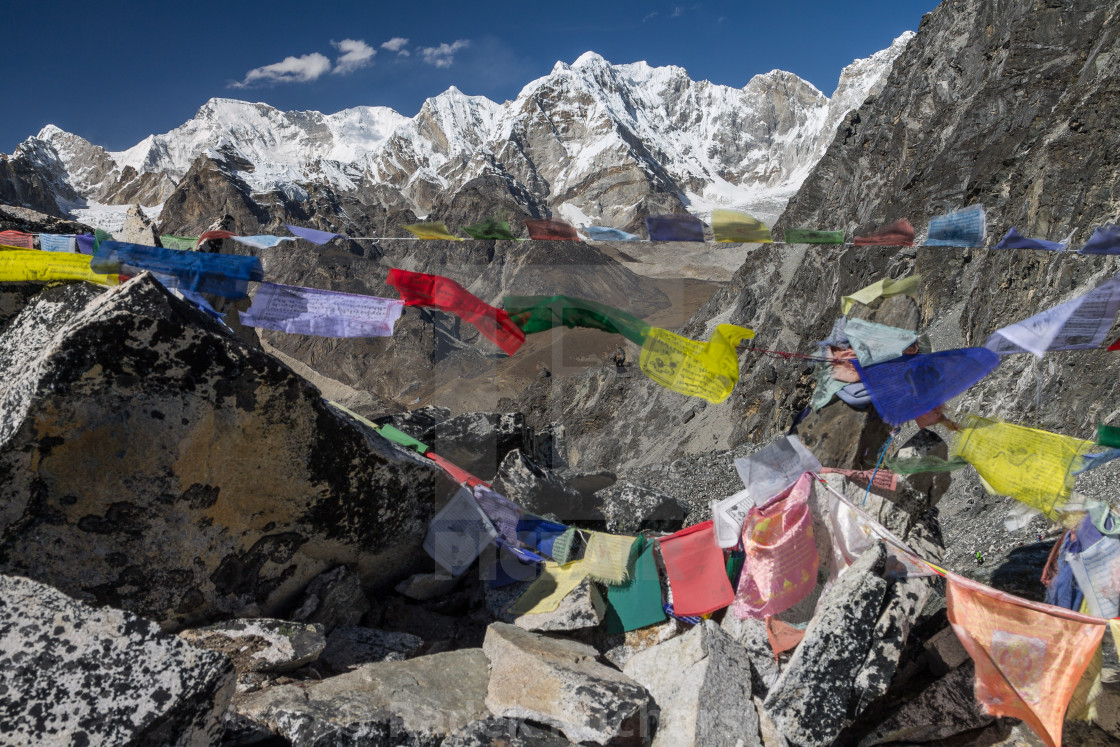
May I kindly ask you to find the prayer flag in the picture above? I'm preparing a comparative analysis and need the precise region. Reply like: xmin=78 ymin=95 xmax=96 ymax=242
xmin=984 ymin=273 xmax=1120 ymax=357
xmin=91 ymin=241 xmax=263 ymax=300
xmin=473 ymin=485 xmax=522 ymax=545
xmin=0 ymin=249 xmax=120 ymax=286
xmin=767 ymin=618 xmax=806 ymax=658
xmin=327 ymin=400 xmax=381 ymax=431
xmin=524 ymin=218 xmax=580 ymax=241
xmin=422 ymin=487 xmax=500 ymax=576
xmin=177 ymin=289 xmax=226 ymax=321
xmin=387 ymin=268 xmax=525 ymax=355
xmin=783 ymin=228 xmax=844 ymax=244
xmin=811 ymin=364 xmax=847 ymax=411
xmin=582 ymin=532 xmax=636 ymax=585
xmin=75 ymin=234 xmax=95 ymax=255
xmin=160 ymin=235 xmax=199 ymax=251
xmin=550 ymin=527 xmax=583 ymax=564
xmin=510 ymin=561 xmax=589 ymax=615
xmin=733 ymin=435 xmax=822 ymax=504
xmin=819 ymin=467 xmax=898 ymax=492
xmin=952 ymin=415 xmax=1095 ymax=515
xmin=1078 ymin=224 xmax=1120 ymax=255
xmin=1073 ymin=448 xmax=1120 ymax=474
xmin=1099 ymin=424 xmax=1120 ymax=448
xmin=463 ymin=217 xmax=516 ymax=241
xmin=638 ymin=323 xmax=754 ymax=403
xmin=605 ymin=536 xmax=667 ymax=632
xmin=426 ymin=452 xmax=489 ymax=488
xmin=645 ymin=214 xmax=705 ymax=242
xmin=93 ymin=229 xmax=113 ymax=252
xmin=853 ymin=219 xmax=915 ymax=247
xmin=840 ymin=274 xmax=922 ymax=315
xmin=503 ymin=294 xmax=650 ymax=346
xmin=854 ymin=348 xmax=1000 ymax=426
xmin=239 ymin=281 xmax=404 ymax=337
xmin=844 ymin=318 xmax=919 ymax=366
xmin=38 ymin=234 xmax=77 ymax=253
xmin=821 ymin=475 xmax=930 ymax=579
xmin=488 ymin=541 xmax=542 ymax=587
xmin=1066 ymin=536 xmax=1120 ymax=618
xmin=945 ymin=572 xmax=1105 ymax=747
xmin=517 ymin=516 xmax=569 ymax=558
xmin=733 ymin=473 xmax=819 ymax=620
xmin=286 ymin=224 xmax=345 ymax=244
xmin=711 ymin=209 xmax=772 ymax=243
xmin=377 ymin=424 xmax=430 ymax=454
xmin=197 ymin=230 xmax=235 ymax=246
xmin=404 ymin=221 xmax=461 ymax=241
xmin=658 ymin=520 xmax=735 ymax=617
xmin=230 ymin=235 xmax=295 ymax=249
xmin=585 ymin=226 xmax=642 ymax=241
xmin=712 ymin=487 xmax=755 ymax=549
xmin=1112 ymin=337 xmax=1120 ymax=352
xmin=0 ymin=230 xmax=35 ymax=249
xmin=993 ymin=227 xmax=1066 ymax=252
xmin=923 ymin=204 xmax=986 ymax=247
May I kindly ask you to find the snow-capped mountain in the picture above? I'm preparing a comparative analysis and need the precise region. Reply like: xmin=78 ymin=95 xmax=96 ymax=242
xmin=4 ymin=33 xmax=913 ymax=232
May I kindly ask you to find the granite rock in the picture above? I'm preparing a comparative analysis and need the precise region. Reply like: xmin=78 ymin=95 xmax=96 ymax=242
xmin=443 ymin=718 xmax=579 ymax=747
xmin=513 ymin=577 xmax=606 ymax=632
xmin=318 ymin=626 xmax=425 ymax=674
xmin=179 ymin=618 xmax=326 ymax=674
xmin=858 ymin=663 xmax=992 ymax=746
xmin=492 ymin=448 xmax=596 ymax=522
xmin=290 ymin=565 xmax=371 ymax=633
xmin=595 ymin=482 xmax=688 ymax=534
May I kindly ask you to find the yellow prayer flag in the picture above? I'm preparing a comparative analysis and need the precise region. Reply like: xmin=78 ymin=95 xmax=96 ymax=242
xmin=639 ymin=323 xmax=755 ymax=403
xmin=0 ymin=249 xmax=120 ymax=286
xmin=711 ymin=209 xmax=772 ymax=243
xmin=952 ymin=415 xmax=1094 ymax=516
xmin=403 ymin=222 xmax=462 ymax=241
xmin=582 ymin=532 xmax=636 ymax=585
xmin=509 ymin=560 xmax=588 ymax=615
xmin=840 ymin=275 xmax=922 ymax=315
xmin=1067 ymin=628 xmax=1103 ymax=723
xmin=1111 ymin=620 xmax=1120 ymax=659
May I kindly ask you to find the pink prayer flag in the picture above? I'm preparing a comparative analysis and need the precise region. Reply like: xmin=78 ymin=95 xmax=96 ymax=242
xmin=657 ymin=520 xmax=734 ymax=617
xmin=733 ymin=473 xmax=819 ymax=620
xmin=524 ymin=219 xmax=581 ymax=241
xmin=819 ymin=467 xmax=898 ymax=492
xmin=854 ymin=219 xmax=915 ymax=247
xmin=0 ymin=230 xmax=35 ymax=249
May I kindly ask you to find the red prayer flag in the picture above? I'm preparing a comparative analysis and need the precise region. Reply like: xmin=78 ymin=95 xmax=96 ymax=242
xmin=1109 ymin=337 xmax=1120 ymax=351
xmin=387 ymin=268 xmax=525 ymax=355
xmin=426 ymin=452 xmax=489 ymax=488
xmin=657 ymin=520 xmax=734 ymax=617
xmin=766 ymin=617 xmax=806 ymax=659
xmin=196 ymin=230 xmax=237 ymax=247
xmin=854 ymin=219 xmax=915 ymax=247
xmin=524 ymin=219 xmax=581 ymax=241
xmin=0 ymin=230 xmax=35 ymax=249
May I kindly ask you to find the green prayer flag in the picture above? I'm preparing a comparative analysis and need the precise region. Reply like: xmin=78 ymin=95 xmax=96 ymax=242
xmin=551 ymin=527 xmax=583 ymax=564
xmin=503 ymin=294 xmax=651 ymax=346
xmin=711 ymin=209 xmax=772 ymax=243
xmin=378 ymin=424 xmax=430 ymax=454
xmin=726 ymin=550 xmax=745 ymax=586
xmin=783 ymin=229 xmax=845 ymax=244
xmin=463 ymin=217 xmax=516 ymax=241
xmin=605 ymin=536 xmax=667 ymax=633
xmin=94 ymin=229 xmax=114 ymax=252
xmin=1099 ymin=424 xmax=1120 ymax=449
xmin=885 ymin=453 xmax=969 ymax=475
xmin=160 ymin=235 xmax=199 ymax=251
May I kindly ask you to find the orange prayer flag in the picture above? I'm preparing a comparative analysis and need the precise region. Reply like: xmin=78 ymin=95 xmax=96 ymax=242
xmin=945 ymin=573 xmax=1105 ymax=747
xmin=766 ymin=617 xmax=806 ymax=660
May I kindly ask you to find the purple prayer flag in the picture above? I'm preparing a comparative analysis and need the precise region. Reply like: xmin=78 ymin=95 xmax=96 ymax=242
xmin=285 ymin=224 xmax=345 ymax=245
xmin=76 ymin=234 xmax=96 ymax=255
xmin=645 ymin=214 xmax=706 ymax=242
xmin=239 ymin=281 xmax=403 ymax=337
xmin=994 ymin=227 xmax=1066 ymax=252
xmin=473 ymin=485 xmax=522 ymax=544
xmin=854 ymin=348 xmax=1001 ymax=426
xmin=1079 ymin=224 xmax=1120 ymax=255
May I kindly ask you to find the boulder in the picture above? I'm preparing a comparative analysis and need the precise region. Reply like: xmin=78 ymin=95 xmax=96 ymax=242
xmin=484 ymin=622 xmax=651 ymax=745
xmin=380 ymin=405 xmax=452 ymax=444
xmin=318 ymin=625 xmax=425 ymax=674
xmin=0 ymin=277 xmax=451 ymax=628
xmin=179 ymin=618 xmax=326 ymax=674
xmin=924 ymin=625 xmax=969 ymax=676
xmin=979 ymin=541 xmax=1051 ymax=602
xmin=290 ymin=565 xmax=371 ymax=632
xmin=763 ymin=542 xmax=889 ymax=747
xmin=562 ymin=468 xmax=617 ymax=498
xmin=858 ymin=663 xmax=992 ymax=745
xmin=235 ymin=648 xmax=491 ymax=745
xmin=0 ymin=574 xmax=234 ymax=745
xmin=595 ymin=482 xmax=687 ymax=534
xmin=395 ymin=570 xmax=461 ymax=601
xmin=444 ymin=718 xmax=578 ymax=746
xmin=623 ymin=620 xmax=761 ymax=746
xmin=720 ymin=607 xmax=781 ymax=697
xmin=117 ymin=202 xmax=159 ymax=245
xmin=601 ymin=619 xmax=685 ymax=671
xmin=433 ymin=411 xmax=531 ymax=481
xmin=513 ymin=577 xmax=606 ymax=632
xmin=492 ymin=449 xmax=595 ymax=522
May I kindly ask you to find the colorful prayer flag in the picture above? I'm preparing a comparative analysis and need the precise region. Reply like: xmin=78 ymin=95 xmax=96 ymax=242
xmin=404 ymin=221 xmax=461 ymax=241
xmin=377 ymin=424 xmax=430 ymax=454
xmin=819 ymin=467 xmax=898 ymax=492
xmin=510 ymin=560 xmax=589 ymax=615
xmin=1066 ymin=536 xmax=1120 ymax=618
xmin=93 ymin=229 xmax=113 ymax=252
xmin=463 ymin=217 xmax=516 ymax=241
xmin=0 ymin=249 xmax=120 ymax=286
xmin=75 ymin=235 xmax=95 ymax=255
xmin=945 ymin=572 xmax=1105 ymax=747
xmin=984 ymin=272 xmax=1120 ymax=357
xmin=387 ymin=268 xmax=525 ymax=355
xmin=197 ymin=230 xmax=236 ymax=247
xmin=840 ymin=274 xmax=922 ymax=315
xmin=473 ymin=485 xmax=522 ymax=545
xmin=658 ymin=520 xmax=735 ymax=617
xmin=585 ymin=226 xmax=642 ymax=241
xmin=605 ymin=536 xmax=667 ymax=632
xmin=711 ymin=209 xmax=772 ymax=243
xmin=638 ymin=323 xmax=754 ymax=403
xmin=844 ymin=318 xmax=919 ymax=366
xmin=923 ymin=204 xmax=986 ymax=247
xmin=239 ymin=281 xmax=403 ymax=337
xmin=952 ymin=415 xmax=1095 ymax=515
xmin=645 ymin=214 xmax=705 ymax=242
xmin=1098 ymin=424 xmax=1120 ymax=448
xmin=853 ymin=219 xmax=915 ymax=247
xmin=503 ymin=294 xmax=651 ymax=346
xmin=159 ymin=235 xmax=199 ymax=251
xmin=285 ymin=224 xmax=345 ymax=244
xmin=0 ymin=230 xmax=35 ymax=249
xmin=766 ymin=618 xmax=806 ymax=658
xmin=783 ymin=228 xmax=844 ymax=244
xmin=712 ymin=487 xmax=755 ymax=549
xmin=1078 ymin=224 xmax=1120 ymax=255
xmin=230 ymin=235 xmax=295 ymax=249
xmin=524 ymin=218 xmax=580 ymax=241
xmin=854 ymin=348 xmax=1000 ymax=426
xmin=582 ymin=532 xmax=636 ymax=585
xmin=426 ymin=452 xmax=489 ymax=488
xmin=733 ymin=435 xmax=822 ymax=504
xmin=516 ymin=516 xmax=569 ymax=558
xmin=38 ymin=234 xmax=77 ymax=253
xmin=423 ymin=487 xmax=500 ymax=576
xmin=91 ymin=241 xmax=263 ymax=299
xmin=993 ymin=227 xmax=1066 ymax=252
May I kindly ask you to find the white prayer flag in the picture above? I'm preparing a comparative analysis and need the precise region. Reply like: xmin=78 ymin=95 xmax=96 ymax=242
xmin=985 ymin=273 xmax=1120 ymax=357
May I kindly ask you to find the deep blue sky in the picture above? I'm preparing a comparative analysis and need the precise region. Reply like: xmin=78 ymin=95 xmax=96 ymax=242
xmin=4 ymin=0 xmax=939 ymax=153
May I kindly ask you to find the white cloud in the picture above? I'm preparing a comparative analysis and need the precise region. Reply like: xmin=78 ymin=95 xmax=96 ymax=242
xmin=332 ymin=38 xmax=375 ymax=75
xmin=671 ymin=6 xmax=684 ymax=17
xmin=419 ymin=39 xmax=470 ymax=68
xmin=642 ymin=11 xmax=659 ymax=22
xmin=381 ymin=37 xmax=410 ymax=55
xmin=230 ymin=52 xmax=332 ymax=88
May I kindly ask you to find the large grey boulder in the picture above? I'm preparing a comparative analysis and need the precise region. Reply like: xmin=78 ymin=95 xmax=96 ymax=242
xmin=492 ymin=448 xmax=594 ymax=521
xmin=719 ymin=613 xmax=780 ymax=697
xmin=290 ymin=565 xmax=372 ymax=633
xmin=0 ymin=277 xmax=451 ymax=628
xmin=318 ymin=626 xmax=425 ymax=674
xmin=858 ymin=663 xmax=992 ymax=745
xmin=444 ymin=718 xmax=579 ymax=746
xmin=596 ymin=481 xmax=687 ymax=534
xmin=623 ymin=620 xmax=761 ymax=746
xmin=0 ymin=574 xmax=235 ymax=745
xmin=433 ymin=411 xmax=531 ymax=481
xmin=513 ymin=577 xmax=606 ymax=632
xmin=235 ymin=648 xmax=491 ymax=746
xmin=484 ymin=622 xmax=651 ymax=745
xmin=179 ymin=618 xmax=326 ymax=674
xmin=763 ymin=542 xmax=889 ymax=747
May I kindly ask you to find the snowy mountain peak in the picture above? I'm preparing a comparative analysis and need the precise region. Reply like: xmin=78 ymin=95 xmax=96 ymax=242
xmin=572 ymin=51 xmax=607 ymax=69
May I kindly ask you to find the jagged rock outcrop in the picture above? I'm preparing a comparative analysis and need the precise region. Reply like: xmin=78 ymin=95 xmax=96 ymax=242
xmin=317 ymin=626 xmax=426 ymax=674
xmin=179 ymin=618 xmax=326 ymax=675
xmin=0 ymin=275 xmax=453 ymax=628
xmin=290 ymin=565 xmax=372 ymax=632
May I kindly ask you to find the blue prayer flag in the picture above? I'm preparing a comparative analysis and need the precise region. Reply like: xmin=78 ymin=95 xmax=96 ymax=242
xmin=854 ymin=348 xmax=1001 ymax=426
xmin=286 ymin=224 xmax=345 ymax=245
xmin=923 ymin=205 xmax=986 ymax=247
xmin=76 ymin=234 xmax=96 ymax=255
xmin=39 ymin=234 xmax=76 ymax=253
xmin=993 ymin=227 xmax=1066 ymax=252
xmin=516 ymin=516 xmax=569 ymax=558
xmin=91 ymin=241 xmax=263 ymax=300
xmin=645 ymin=214 xmax=705 ymax=242
xmin=1079 ymin=225 xmax=1120 ymax=255
xmin=585 ymin=226 xmax=643 ymax=241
